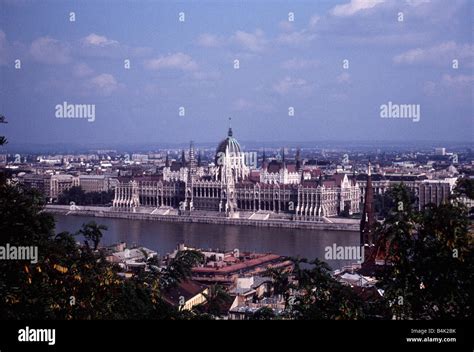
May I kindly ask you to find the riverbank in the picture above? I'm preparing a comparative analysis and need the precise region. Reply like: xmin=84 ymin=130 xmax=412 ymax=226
xmin=45 ymin=205 xmax=360 ymax=231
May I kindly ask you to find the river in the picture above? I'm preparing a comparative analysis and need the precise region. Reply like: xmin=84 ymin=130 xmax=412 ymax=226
xmin=54 ymin=215 xmax=360 ymax=269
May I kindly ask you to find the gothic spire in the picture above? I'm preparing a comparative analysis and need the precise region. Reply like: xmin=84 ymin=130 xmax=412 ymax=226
xmin=360 ymin=160 xmax=375 ymax=254
xmin=296 ymin=147 xmax=301 ymax=171
xmin=228 ymin=117 xmax=233 ymax=137
xmin=189 ymin=141 xmax=195 ymax=165
xmin=181 ymin=149 xmax=186 ymax=166
xmin=282 ymin=147 xmax=286 ymax=167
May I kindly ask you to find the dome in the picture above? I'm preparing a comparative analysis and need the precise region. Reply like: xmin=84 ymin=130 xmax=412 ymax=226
xmin=215 ymin=127 xmax=242 ymax=162
xmin=214 ymin=126 xmax=249 ymax=182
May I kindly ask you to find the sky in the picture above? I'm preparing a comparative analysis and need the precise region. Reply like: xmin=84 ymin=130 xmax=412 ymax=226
xmin=0 ymin=0 xmax=473 ymax=147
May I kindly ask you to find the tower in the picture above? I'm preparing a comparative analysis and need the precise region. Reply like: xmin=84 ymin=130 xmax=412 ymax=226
xmin=360 ymin=161 xmax=375 ymax=250
xmin=186 ymin=141 xmax=196 ymax=211
xmin=296 ymin=148 xmax=302 ymax=172
xmin=181 ymin=149 xmax=186 ymax=166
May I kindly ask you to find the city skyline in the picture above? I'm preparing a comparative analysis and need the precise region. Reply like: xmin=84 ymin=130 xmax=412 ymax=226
xmin=0 ymin=0 xmax=472 ymax=146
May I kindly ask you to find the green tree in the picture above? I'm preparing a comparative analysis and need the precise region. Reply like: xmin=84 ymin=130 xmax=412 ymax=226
xmin=453 ymin=177 xmax=474 ymax=200
xmin=199 ymin=284 xmax=233 ymax=317
xmin=77 ymin=221 xmax=107 ymax=250
xmin=288 ymin=258 xmax=369 ymax=320
xmin=250 ymin=306 xmax=276 ymax=320
xmin=375 ymin=184 xmax=473 ymax=319
xmin=264 ymin=266 xmax=294 ymax=308
xmin=160 ymin=250 xmax=204 ymax=289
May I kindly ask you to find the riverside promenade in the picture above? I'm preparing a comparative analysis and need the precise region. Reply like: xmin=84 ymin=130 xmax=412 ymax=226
xmin=45 ymin=205 xmax=360 ymax=232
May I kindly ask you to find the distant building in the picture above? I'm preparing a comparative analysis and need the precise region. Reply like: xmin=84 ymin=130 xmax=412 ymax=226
xmin=435 ymin=147 xmax=446 ymax=156
xmin=50 ymin=174 xmax=79 ymax=200
xmin=20 ymin=174 xmax=51 ymax=198
xmin=168 ymin=244 xmax=293 ymax=286
xmin=356 ymin=173 xmax=456 ymax=211
xmin=418 ymin=179 xmax=454 ymax=209
xmin=78 ymin=174 xmax=117 ymax=193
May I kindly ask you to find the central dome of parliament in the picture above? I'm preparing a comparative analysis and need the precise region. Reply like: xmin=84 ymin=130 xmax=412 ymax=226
xmin=215 ymin=126 xmax=242 ymax=161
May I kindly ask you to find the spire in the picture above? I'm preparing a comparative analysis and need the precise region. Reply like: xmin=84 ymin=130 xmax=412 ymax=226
xmin=318 ymin=174 xmax=323 ymax=187
xmin=189 ymin=141 xmax=196 ymax=180
xmin=228 ymin=117 xmax=233 ymax=137
xmin=189 ymin=141 xmax=195 ymax=166
xmin=262 ymin=148 xmax=266 ymax=167
xmin=360 ymin=160 xmax=375 ymax=253
xmin=165 ymin=152 xmax=170 ymax=167
xmin=296 ymin=148 xmax=301 ymax=171
xmin=197 ymin=150 xmax=202 ymax=167
xmin=181 ymin=149 xmax=186 ymax=165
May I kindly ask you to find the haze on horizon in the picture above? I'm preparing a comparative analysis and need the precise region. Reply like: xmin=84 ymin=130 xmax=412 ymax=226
xmin=0 ymin=0 xmax=472 ymax=146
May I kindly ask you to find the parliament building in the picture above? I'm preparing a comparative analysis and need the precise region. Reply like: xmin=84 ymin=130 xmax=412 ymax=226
xmin=113 ymin=126 xmax=361 ymax=221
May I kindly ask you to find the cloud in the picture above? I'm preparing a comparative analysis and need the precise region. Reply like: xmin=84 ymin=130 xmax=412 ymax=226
xmin=442 ymin=73 xmax=474 ymax=86
xmin=81 ymin=33 xmax=119 ymax=47
xmin=423 ymin=74 xmax=474 ymax=99
xmin=196 ymin=33 xmax=222 ymax=47
xmin=144 ymin=53 xmax=198 ymax=71
xmin=331 ymin=0 xmax=386 ymax=17
xmin=232 ymin=98 xmax=254 ymax=111
xmin=232 ymin=98 xmax=275 ymax=113
xmin=276 ymin=30 xmax=316 ymax=46
xmin=0 ymin=30 xmax=9 ymax=65
xmin=281 ymin=58 xmax=319 ymax=70
xmin=336 ymin=72 xmax=351 ymax=84
xmin=192 ymin=70 xmax=221 ymax=81
xmin=272 ymin=77 xmax=310 ymax=95
xmin=309 ymin=15 xmax=321 ymax=29
xmin=78 ymin=34 xmax=150 ymax=59
xmin=278 ymin=20 xmax=294 ymax=32
xmin=394 ymin=41 xmax=474 ymax=65
xmin=72 ymin=63 xmax=94 ymax=78
xmin=88 ymin=73 xmax=122 ymax=95
xmin=231 ymin=29 xmax=266 ymax=52
xmin=30 ymin=37 xmax=70 ymax=64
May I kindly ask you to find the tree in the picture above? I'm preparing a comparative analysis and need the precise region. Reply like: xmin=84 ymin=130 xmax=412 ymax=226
xmin=199 ymin=284 xmax=233 ymax=317
xmin=374 ymin=183 xmax=417 ymax=219
xmin=0 ymin=114 xmax=7 ymax=147
xmin=250 ymin=306 xmax=276 ymax=320
xmin=453 ymin=177 xmax=474 ymax=200
xmin=160 ymin=250 xmax=204 ymax=289
xmin=77 ymin=221 xmax=107 ymax=250
xmin=0 ymin=181 xmax=211 ymax=320
xmin=287 ymin=258 xmax=369 ymax=320
xmin=58 ymin=186 xmax=114 ymax=206
xmin=375 ymin=184 xmax=473 ymax=319
xmin=264 ymin=266 xmax=294 ymax=307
